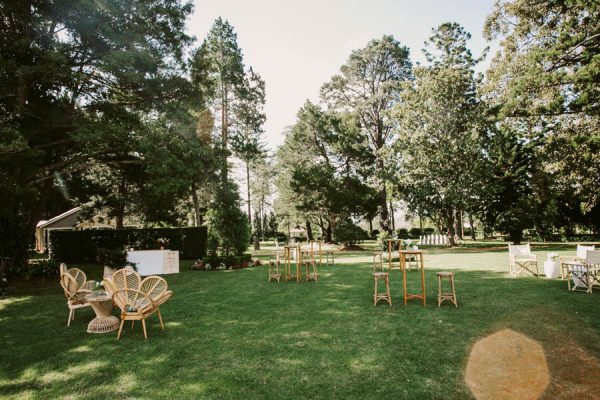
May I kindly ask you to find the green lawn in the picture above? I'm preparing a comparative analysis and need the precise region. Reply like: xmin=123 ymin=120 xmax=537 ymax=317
xmin=1 ymin=245 xmax=600 ymax=399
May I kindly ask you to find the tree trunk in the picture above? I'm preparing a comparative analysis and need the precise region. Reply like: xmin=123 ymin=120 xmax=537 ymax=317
xmin=324 ymin=223 xmax=333 ymax=243
xmin=259 ymin=198 xmax=265 ymax=241
xmin=454 ymin=209 xmax=462 ymax=241
xmin=115 ymin=180 xmax=127 ymax=230
xmin=468 ymin=213 xmax=476 ymax=240
xmin=389 ymin=201 xmax=395 ymax=232
xmin=306 ymin=220 xmax=313 ymax=241
xmin=246 ymin=161 xmax=251 ymax=226
xmin=446 ymin=213 xmax=456 ymax=246
xmin=191 ymin=181 xmax=201 ymax=226
xmin=509 ymin=229 xmax=524 ymax=244
xmin=376 ymin=156 xmax=390 ymax=232
xmin=368 ymin=218 xmax=373 ymax=237
xmin=220 ymin=86 xmax=229 ymax=185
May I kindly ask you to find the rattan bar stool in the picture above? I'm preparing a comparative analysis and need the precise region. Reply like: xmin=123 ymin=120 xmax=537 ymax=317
xmin=305 ymin=259 xmax=318 ymax=282
xmin=324 ymin=250 xmax=335 ymax=266
xmin=372 ymin=252 xmax=384 ymax=271
xmin=268 ymin=260 xmax=281 ymax=282
xmin=373 ymin=272 xmax=392 ymax=306
xmin=437 ymin=271 xmax=457 ymax=307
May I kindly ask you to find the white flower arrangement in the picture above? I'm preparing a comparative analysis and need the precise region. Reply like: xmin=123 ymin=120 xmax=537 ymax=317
xmin=403 ymin=239 xmax=416 ymax=250
xmin=547 ymin=252 xmax=559 ymax=261
xmin=216 ymin=263 xmax=227 ymax=270
xmin=204 ymin=263 xmax=212 ymax=270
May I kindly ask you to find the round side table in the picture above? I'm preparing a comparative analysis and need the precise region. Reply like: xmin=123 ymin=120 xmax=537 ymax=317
xmin=85 ymin=293 xmax=120 ymax=334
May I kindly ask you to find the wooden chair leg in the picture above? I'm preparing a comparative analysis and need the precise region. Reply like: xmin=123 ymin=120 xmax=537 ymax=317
xmin=131 ymin=320 xmax=135 ymax=330
xmin=117 ymin=319 xmax=125 ymax=340
xmin=373 ymin=276 xmax=378 ymax=306
xmin=385 ymin=275 xmax=391 ymax=306
xmin=141 ymin=319 xmax=148 ymax=339
xmin=451 ymin=276 xmax=458 ymax=307
xmin=438 ymin=276 xmax=442 ymax=307
xmin=157 ymin=309 xmax=164 ymax=330
xmin=67 ymin=308 xmax=73 ymax=326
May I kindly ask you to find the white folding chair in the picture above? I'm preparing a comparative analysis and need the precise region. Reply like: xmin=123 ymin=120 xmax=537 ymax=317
xmin=508 ymin=244 xmax=538 ymax=277
xmin=567 ymin=250 xmax=600 ymax=294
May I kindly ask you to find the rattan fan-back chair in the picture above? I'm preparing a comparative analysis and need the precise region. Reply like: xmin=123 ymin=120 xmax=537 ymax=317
xmin=59 ymin=271 xmax=93 ymax=326
xmin=105 ymin=269 xmax=172 ymax=339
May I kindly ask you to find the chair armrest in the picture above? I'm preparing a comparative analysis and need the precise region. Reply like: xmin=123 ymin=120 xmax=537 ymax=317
xmin=80 ymin=280 xmax=96 ymax=292
xmin=112 ymin=289 xmax=155 ymax=313
xmin=153 ymin=290 xmax=173 ymax=307
xmin=513 ymin=255 xmax=536 ymax=261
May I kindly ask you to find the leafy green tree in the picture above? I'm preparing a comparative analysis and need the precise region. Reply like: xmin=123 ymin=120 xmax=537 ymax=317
xmin=321 ymin=35 xmax=413 ymax=233
xmin=394 ymin=23 xmax=486 ymax=246
xmin=0 ymin=0 xmax=194 ymax=271
xmin=276 ymin=102 xmax=376 ymax=242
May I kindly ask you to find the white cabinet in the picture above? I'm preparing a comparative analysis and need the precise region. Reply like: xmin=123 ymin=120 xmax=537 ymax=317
xmin=127 ymin=250 xmax=179 ymax=276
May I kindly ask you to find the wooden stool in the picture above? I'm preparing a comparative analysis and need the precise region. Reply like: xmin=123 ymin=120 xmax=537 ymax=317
xmin=324 ymin=250 xmax=335 ymax=266
xmin=372 ymin=251 xmax=384 ymax=271
xmin=268 ymin=260 xmax=281 ymax=283
xmin=437 ymin=271 xmax=457 ymax=307
xmin=284 ymin=245 xmax=302 ymax=282
xmin=373 ymin=272 xmax=391 ymax=306
xmin=305 ymin=259 xmax=318 ymax=282
xmin=309 ymin=240 xmax=323 ymax=267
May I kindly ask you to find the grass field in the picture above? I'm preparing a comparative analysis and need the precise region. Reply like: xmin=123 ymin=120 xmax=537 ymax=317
xmin=1 ymin=244 xmax=599 ymax=399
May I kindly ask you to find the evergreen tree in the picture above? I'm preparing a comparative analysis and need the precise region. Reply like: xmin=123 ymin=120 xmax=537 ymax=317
xmin=192 ymin=17 xmax=245 ymax=185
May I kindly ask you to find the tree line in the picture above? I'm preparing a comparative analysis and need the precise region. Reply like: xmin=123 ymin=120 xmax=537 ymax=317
xmin=0 ymin=1 xmax=267 ymax=270
xmin=276 ymin=1 xmax=599 ymax=245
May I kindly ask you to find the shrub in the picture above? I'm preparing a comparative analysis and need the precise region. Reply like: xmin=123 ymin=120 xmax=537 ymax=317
xmin=190 ymin=254 xmax=253 ymax=270
xmin=50 ymin=226 xmax=207 ymax=263
xmin=423 ymin=227 xmax=435 ymax=235
xmin=409 ymin=228 xmax=422 ymax=238
xmin=208 ymin=183 xmax=251 ymax=256
xmin=376 ymin=230 xmax=391 ymax=252
xmin=96 ymin=247 xmax=135 ymax=270
xmin=370 ymin=229 xmax=380 ymax=239
xmin=276 ymin=232 xmax=287 ymax=243
xmin=334 ymin=220 xmax=368 ymax=247
xmin=396 ymin=228 xmax=409 ymax=239
xmin=25 ymin=258 xmax=60 ymax=280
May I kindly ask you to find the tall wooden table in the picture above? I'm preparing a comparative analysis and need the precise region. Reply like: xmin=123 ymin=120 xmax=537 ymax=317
xmin=387 ymin=239 xmax=403 ymax=271
xmin=284 ymin=245 xmax=302 ymax=282
xmin=400 ymin=250 xmax=426 ymax=306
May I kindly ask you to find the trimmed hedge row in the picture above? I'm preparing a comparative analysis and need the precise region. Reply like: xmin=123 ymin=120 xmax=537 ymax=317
xmin=202 ymin=253 xmax=252 ymax=267
xmin=50 ymin=227 xmax=207 ymax=263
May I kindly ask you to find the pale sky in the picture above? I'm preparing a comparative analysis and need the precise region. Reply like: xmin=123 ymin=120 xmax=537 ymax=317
xmin=187 ymin=0 xmax=498 ymax=152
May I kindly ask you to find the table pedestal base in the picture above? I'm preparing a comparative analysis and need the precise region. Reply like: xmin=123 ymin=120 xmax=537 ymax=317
xmin=87 ymin=316 xmax=120 ymax=334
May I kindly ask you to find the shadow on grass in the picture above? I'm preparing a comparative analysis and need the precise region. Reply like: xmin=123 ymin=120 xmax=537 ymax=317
xmin=1 ymin=259 xmax=600 ymax=399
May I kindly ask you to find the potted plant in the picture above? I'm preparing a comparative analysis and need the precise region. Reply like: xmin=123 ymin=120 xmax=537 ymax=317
xmin=98 ymin=247 xmax=136 ymax=279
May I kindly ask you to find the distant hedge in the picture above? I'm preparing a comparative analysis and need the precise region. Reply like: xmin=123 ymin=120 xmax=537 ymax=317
xmin=50 ymin=227 xmax=207 ymax=263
